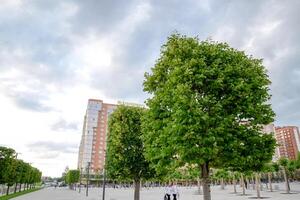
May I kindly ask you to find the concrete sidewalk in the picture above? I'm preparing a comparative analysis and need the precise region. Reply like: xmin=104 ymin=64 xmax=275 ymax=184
xmin=12 ymin=182 xmax=300 ymax=200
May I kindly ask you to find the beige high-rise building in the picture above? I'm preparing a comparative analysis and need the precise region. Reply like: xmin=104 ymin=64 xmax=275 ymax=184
xmin=262 ymin=124 xmax=280 ymax=161
xmin=78 ymin=99 xmax=116 ymax=174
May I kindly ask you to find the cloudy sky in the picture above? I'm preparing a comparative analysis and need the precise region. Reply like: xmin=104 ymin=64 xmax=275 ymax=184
xmin=0 ymin=0 xmax=299 ymax=177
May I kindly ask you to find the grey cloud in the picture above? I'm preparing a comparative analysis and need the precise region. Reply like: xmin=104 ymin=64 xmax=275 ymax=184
xmin=0 ymin=0 xmax=76 ymax=111
xmin=88 ymin=0 xmax=216 ymax=99
xmin=12 ymin=93 xmax=52 ymax=112
xmin=0 ymin=0 xmax=300 ymax=128
xmin=69 ymin=0 xmax=140 ymax=34
xmin=2 ymin=85 xmax=53 ymax=112
xmin=51 ymin=119 xmax=79 ymax=132
xmin=0 ymin=2 xmax=75 ymax=82
xmin=28 ymin=141 xmax=78 ymax=154
xmin=240 ymin=1 xmax=300 ymax=127
xmin=87 ymin=0 xmax=258 ymax=99
xmin=35 ymin=152 xmax=60 ymax=160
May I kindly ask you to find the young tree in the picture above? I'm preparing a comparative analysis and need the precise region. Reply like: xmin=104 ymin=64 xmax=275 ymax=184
xmin=279 ymin=158 xmax=290 ymax=193
xmin=287 ymin=160 xmax=298 ymax=180
xmin=106 ymin=105 xmax=154 ymax=200
xmin=229 ymin=171 xmax=240 ymax=194
xmin=13 ymin=159 xmax=23 ymax=193
xmin=20 ymin=162 xmax=31 ymax=191
xmin=66 ymin=169 xmax=80 ymax=189
xmin=262 ymin=163 xmax=275 ymax=192
xmin=214 ymin=169 xmax=229 ymax=190
xmin=143 ymin=34 xmax=276 ymax=200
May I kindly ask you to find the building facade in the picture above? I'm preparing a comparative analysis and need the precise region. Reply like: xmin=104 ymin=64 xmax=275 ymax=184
xmin=77 ymin=99 xmax=117 ymax=174
xmin=275 ymin=126 xmax=300 ymax=160
xmin=262 ymin=124 xmax=280 ymax=161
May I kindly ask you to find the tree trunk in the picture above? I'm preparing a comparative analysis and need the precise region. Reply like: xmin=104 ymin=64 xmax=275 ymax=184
xmin=134 ymin=179 xmax=140 ymax=200
xmin=252 ymin=176 xmax=255 ymax=190
xmin=197 ymin=177 xmax=202 ymax=194
xmin=260 ymin=174 xmax=263 ymax=191
xmin=283 ymin=168 xmax=290 ymax=193
xmin=201 ymin=162 xmax=211 ymax=200
xmin=14 ymin=183 xmax=18 ymax=193
xmin=221 ymin=178 xmax=224 ymax=189
xmin=19 ymin=183 xmax=22 ymax=192
xmin=241 ymin=174 xmax=246 ymax=195
xmin=233 ymin=178 xmax=237 ymax=193
xmin=268 ymin=172 xmax=273 ymax=192
xmin=255 ymin=173 xmax=261 ymax=199
xmin=6 ymin=185 xmax=10 ymax=195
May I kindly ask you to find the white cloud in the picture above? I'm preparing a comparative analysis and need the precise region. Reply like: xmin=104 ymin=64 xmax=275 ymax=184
xmin=0 ymin=0 xmax=22 ymax=9
xmin=73 ymin=34 xmax=113 ymax=71
xmin=0 ymin=0 xmax=299 ymax=177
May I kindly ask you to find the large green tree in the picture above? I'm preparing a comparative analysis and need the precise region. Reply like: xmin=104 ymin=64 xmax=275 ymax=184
xmin=0 ymin=146 xmax=17 ymax=194
xmin=106 ymin=105 xmax=154 ymax=200
xmin=142 ymin=34 xmax=276 ymax=200
xmin=0 ymin=147 xmax=16 ymax=184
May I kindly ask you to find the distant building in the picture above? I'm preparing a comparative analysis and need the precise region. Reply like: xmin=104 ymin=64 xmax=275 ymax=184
xmin=275 ymin=126 xmax=300 ymax=160
xmin=77 ymin=99 xmax=144 ymax=174
xmin=77 ymin=99 xmax=117 ymax=174
xmin=262 ymin=124 xmax=280 ymax=161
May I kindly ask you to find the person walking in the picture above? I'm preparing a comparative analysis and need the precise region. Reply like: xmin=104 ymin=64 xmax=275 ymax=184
xmin=171 ymin=183 xmax=179 ymax=200
xmin=164 ymin=183 xmax=172 ymax=200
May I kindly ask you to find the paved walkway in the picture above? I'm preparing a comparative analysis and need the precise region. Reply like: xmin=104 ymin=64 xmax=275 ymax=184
xmin=12 ymin=182 xmax=300 ymax=200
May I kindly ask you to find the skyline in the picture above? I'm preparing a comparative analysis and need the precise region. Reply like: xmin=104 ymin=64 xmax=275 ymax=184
xmin=0 ymin=0 xmax=300 ymax=177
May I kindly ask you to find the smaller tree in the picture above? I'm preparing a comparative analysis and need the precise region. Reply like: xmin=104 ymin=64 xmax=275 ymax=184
xmin=229 ymin=171 xmax=240 ymax=194
xmin=279 ymin=158 xmax=290 ymax=193
xmin=262 ymin=163 xmax=275 ymax=192
xmin=13 ymin=159 xmax=24 ymax=193
xmin=107 ymin=105 xmax=154 ymax=200
xmin=296 ymin=152 xmax=300 ymax=168
xmin=20 ymin=162 xmax=31 ymax=191
xmin=287 ymin=160 xmax=297 ymax=180
xmin=66 ymin=170 xmax=80 ymax=190
xmin=214 ymin=169 xmax=229 ymax=190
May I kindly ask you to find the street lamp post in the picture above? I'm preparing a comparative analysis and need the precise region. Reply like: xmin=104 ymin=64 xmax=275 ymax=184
xmin=16 ymin=152 xmax=22 ymax=159
xmin=102 ymin=150 xmax=107 ymax=200
xmin=79 ymin=167 xmax=83 ymax=193
xmin=86 ymin=162 xmax=91 ymax=197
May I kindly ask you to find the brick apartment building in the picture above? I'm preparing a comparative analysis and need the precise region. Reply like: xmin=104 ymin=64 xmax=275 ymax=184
xmin=275 ymin=126 xmax=300 ymax=160
xmin=77 ymin=99 xmax=117 ymax=174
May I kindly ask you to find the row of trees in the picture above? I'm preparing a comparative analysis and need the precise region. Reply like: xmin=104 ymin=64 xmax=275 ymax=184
xmin=212 ymin=156 xmax=300 ymax=196
xmin=0 ymin=146 xmax=42 ymax=195
xmin=65 ymin=169 xmax=80 ymax=189
xmin=105 ymin=34 xmax=279 ymax=200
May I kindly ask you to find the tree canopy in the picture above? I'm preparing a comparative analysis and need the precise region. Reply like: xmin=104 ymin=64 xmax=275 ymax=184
xmin=65 ymin=169 xmax=80 ymax=187
xmin=106 ymin=105 xmax=154 ymax=200
xmin=0 ymin=146 xmax=42 ymax=195
xmin=142 ymin=34 xmax=276 ymax=200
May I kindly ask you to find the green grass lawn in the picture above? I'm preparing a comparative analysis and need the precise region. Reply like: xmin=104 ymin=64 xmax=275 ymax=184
xmin=0 ymin=188 xmax=42 ymax=200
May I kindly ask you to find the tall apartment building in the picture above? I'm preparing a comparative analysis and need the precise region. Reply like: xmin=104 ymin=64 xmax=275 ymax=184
xmin=262 ymin=124 xmax=280 ymax=161
xmin=78 ymin=99 xmax=116 ymax=174
xmin=275 ymin=126 xmax=300 ymax=160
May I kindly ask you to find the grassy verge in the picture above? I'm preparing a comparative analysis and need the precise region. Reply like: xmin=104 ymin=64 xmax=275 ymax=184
xmin=0 ymin=188 xmax=42 ymax=200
